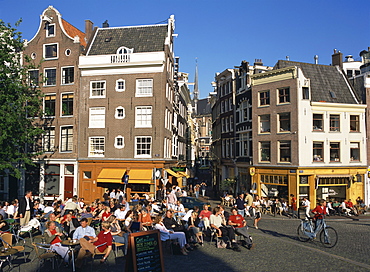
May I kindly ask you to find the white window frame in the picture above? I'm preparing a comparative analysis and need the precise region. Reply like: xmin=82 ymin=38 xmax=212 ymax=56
xmin=46 ymin=23 xmax=55 ymax=37
xmin=43 ymin=126 xmax=55 ymax=152
xmin=43 ymin=43 xmax=58 ymax=60
xmin=90 ymin=80 xmax=106 ymax=98
xmin=114 ymin=135 xmax=125 ymax=149
xmin=61 ymin=92 xmax=74 ymax=117
xmin=61 ymin=66 xmax=74 ymax=85
xmin=115 ymin=106 xmax=125 ymax=119
xmin=44 ymin=68 xmax=57 ymax=86
xmin=89 ymin=107 xmax=105 ymax=128
xmin=60 ymin=126 xmax=73 ymax=152
xmin=89 ymin=137 xmax=105 ymax=157
xmin=135 ymin=136 xmax=152 ymax=158
xmin=136 ymin=79 xmax=153 ymax=97
xmin=135 ymin=106 xmax=152 ymax=128
xmin=115 ymin=79 xmax=126 ymax=92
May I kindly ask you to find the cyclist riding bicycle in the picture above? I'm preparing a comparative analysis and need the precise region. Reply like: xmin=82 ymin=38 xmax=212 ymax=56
xmin=307 ymin=199 xmax=327 ymax=239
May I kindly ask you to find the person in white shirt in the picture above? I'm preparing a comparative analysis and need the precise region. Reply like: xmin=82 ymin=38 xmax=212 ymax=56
xmin=302 ymin=197 xmax=311 ymax=219
xmin=114 ymin=205 xmax=129 ymax=223
xmin=109 ymin=189 xmax=116 ymax=199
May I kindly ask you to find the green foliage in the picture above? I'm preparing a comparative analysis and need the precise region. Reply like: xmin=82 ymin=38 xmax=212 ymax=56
xmin=0 ymin=20 xmax=44 ymax=178
xmin=220 ymin=178 xmax=236 ymax=191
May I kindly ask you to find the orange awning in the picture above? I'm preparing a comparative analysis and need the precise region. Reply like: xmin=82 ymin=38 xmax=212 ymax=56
xmin=97 ymin=168 xmax=126 ymax=183
xmin=128 ymin=169 xmax=153 ymax=184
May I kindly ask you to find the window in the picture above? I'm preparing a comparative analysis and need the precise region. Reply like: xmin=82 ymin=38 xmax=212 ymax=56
xmin=44 ymin=44 xmax=58 ymax=59
xmin=279 ymin=112 xmax=290 ymax=132
xmin=330 ymin=142 xmax=340 ymax=162
xmin=313 ymin=114 xmax=323 ymax=131
xmin=135 ymin=106 xmax=152 ymax=128
xmin=44 ymin=68 xmax=56 ymax=86
xmin=347 ymin=70 xmax=353 ymax=78
xmin=313 ymin=142 xmax=324 ymax=161
xmin=89 ymin=107 xmax=105 ymax=128
xmin=135 ymin=136 xmax=152 ymax=158
xmin=302 ymin=87 xmax=309 ymax=99
xmin=278 ymin=87 xmax=290 ymax=103
xmin=259 ymin=90 xmax=270 ymax=106
xmin=115 ymin=136 xmax=125 ymax=149
xmin=43 ymin=127 xmax=55 ymax=152
xmin=279 ymin=141 xmax=291 ymax=162
xmin=90 ymin=81 xmax=106 ymax=98
xmin=29 ymin=70 xmax=39 ymax=87
xmin=350 ymin=142 xmax=360 ymax=161
xmin=116 ymin=79 xmax=125 ymax=92
xmin=61 ymin=93 xmax=73 ymax=116
xmin=259 ymin=115 xmax=270 ymax=133
xmin=62 ymin=67 xmax=74 ymax=85
xmin=89 ymin=137 xmax=105 ymax=157
xmin=46 ymin=24 xmax=55 ymax=37
xmin=330 ymin=114 xmax=340 ymax=131
xmin=61 ymin=126 xmax=73 ymax=152
xmin=44 ymin=94 xmax=56 ymax=117
xmin=136 ymin=79 xmax=153 ymax=97
xmin=115 ymin=106 xmax=125 ymax=119
xmin=260 ymin=141 xmax=270 ymax=162
xmin=350 ymin=115 xmax=359 ymax=132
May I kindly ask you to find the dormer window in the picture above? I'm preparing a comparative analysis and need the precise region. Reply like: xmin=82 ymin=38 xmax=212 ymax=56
xmin=117 ymin=47 xmax=133 ymax=54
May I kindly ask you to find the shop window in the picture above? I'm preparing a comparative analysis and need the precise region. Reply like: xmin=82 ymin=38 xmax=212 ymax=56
xmin=313 ymin=142 xmax=324 ymax=162
xmin=44 ymin=164 xmax=60 ymax=195
xmin=313 ymin=114 xmax=323 ymax=131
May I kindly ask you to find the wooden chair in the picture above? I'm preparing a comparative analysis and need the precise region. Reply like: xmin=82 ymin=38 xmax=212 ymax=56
xmin=112 ymin=241 xmax=125 ymax=257
xmin=1 ymin=232 xmax=26 ymax=262
xmin=86 ymin=217 xmax=93 ymax=226
xmin=32 ymin=243 xmax=58 ymax=272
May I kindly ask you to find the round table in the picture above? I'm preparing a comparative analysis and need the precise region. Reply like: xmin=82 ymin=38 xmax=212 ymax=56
xmin=0 ymin=248 xmax=18 ymax=270
xmin=61 ymin=240 xmax=80 ymax=272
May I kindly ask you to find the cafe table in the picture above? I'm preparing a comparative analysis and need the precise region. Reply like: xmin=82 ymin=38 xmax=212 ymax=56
xmin=61 ymin=239 xmax=80 ymax=272
xmin=0 ymin=248 xmax=18 ymax=270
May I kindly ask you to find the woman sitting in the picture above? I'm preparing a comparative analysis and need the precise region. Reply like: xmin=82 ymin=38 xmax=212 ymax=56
xmin=199 ymin=205 xmax=212 ymax=230
xmin=43 ymin=221 xmax=69 ymax=264
xmin=139 ymin=208 xmax=153 ymax=230
xmin=188 ymin=211 xmax=202 ymax=245
xmin=109 ymin=215 xmax=129 ymax=255
xmin=125 ymin=210 xmax=142 ymax=233
xmin=153 ymin=215 xmax=191 ymax=255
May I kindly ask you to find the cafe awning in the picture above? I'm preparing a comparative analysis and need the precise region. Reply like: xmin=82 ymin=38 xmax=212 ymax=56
xmin=165 ymin=169 xmax=182 ymax=178
xmin=97 ymin=168 xmax=126 ymax=183
xmin=316 ymin=175 xmax=352 ymax=179
xmin=128 ymin=169 xmax=153 ymax=184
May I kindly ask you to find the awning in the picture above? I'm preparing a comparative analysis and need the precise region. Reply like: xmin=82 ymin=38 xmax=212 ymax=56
xmin=178 ymin=171 xmax=190 ymax=178
xmin=128 ymin=169 xmax=153 ymax=184
xmin=316 ymin=175 xmax=352 ymax=178
xmin=97 ymin=168 xmax=126 ymax=183
xmin=165 ymin=169 xmax=182 ymax=178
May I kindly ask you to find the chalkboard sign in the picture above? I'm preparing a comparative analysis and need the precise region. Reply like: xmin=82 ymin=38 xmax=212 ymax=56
xmin=125 ymin=230 xmax=164 ymax=272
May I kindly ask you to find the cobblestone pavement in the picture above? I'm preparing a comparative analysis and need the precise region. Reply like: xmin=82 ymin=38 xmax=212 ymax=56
xmin=3 ymin=205 xmax=370 ymax=271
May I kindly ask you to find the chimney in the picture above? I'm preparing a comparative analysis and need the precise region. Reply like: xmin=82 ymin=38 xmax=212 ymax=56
xmin=314 ymin=55 xmax=319 ymax=64
xmin=102 ymin=20 xmax=109 ymax=28
xmin=332 ymin=49 xmax=343 ymax=68
xmin=85 ymin=20 xmax=94 ymax=43
xmin=254 ymin=59 xmax=263 ymax=66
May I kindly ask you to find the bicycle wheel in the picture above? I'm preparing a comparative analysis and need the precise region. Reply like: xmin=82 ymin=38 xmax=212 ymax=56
xmin=297 ymin=225 xmax=310 ymax=242
xmin=320 ymin=226 xmax=338 ymax=248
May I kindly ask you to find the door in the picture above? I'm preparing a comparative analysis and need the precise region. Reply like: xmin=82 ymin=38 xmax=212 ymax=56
xmin=64 ymin=176 xmax=74 ymax=199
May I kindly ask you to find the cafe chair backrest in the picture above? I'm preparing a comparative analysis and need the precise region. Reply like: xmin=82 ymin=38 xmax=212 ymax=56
xmin=0 ymin=233 xmax=13 ymax=248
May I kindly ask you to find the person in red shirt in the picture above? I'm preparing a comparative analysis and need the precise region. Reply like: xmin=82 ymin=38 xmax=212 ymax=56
xmin=290 ymin=194 xmax=298 ymax=218
xmin=76 ymin=221 xmax=112 ymax=268
xmin=311 ymin=199 xmax=327 ymax=236
xmin=101 ymin=206 xmax=112 ymax=222
xmin=228 ymin=208 xmax=253 ymax=249
xmin=43 ymin=221 xmax=69 ymax=264
xmin=199 ymin=204 xmax=212 ymax=230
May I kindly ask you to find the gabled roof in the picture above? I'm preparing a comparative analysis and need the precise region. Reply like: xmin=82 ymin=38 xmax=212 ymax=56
xmin=61 ymin=19 xmax=86 ymax=47
xmin=196 ymin=98 xmax=212 ymax=115
xmin=275 ymin=60 xmax=359 ymax=104
xmin=87 ymin=24 xmax=168 ymax=55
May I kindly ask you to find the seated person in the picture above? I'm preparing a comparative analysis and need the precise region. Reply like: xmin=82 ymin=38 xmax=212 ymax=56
xmin=163 ymin=210 xmax=186 ymax=233
xmin=43 ymin=221 xmax=69 ymax=264
xmin=199 ymin=205 xmax=212 ymax=230
xmin=210 ymin=207 xmax=240 ymax=252
xmin=80 ymin=207 xmax=93 ymax=219
xmin=173 ymin=200 xmax=186 ymax=218
xmin=153 ymin=215 xmax=191 ymax=255
xmin=125 ymin=211 xmax=142 ymax=233
xmin=139 ymin=208 xmax=152 ymax=230
xmin=75 ymin=222 xmax=112 ymax=268
xmin=63 ymin=213 xmax=80 ymax=238
xmin=187 ymin=211 xmax=202 ymax=244
xmin=228 ymin=208 xmax=253 ymax=249
xmin=73 ymin=218 xmax=96 ymax=241
xmin=109 ymin=215 xmax=129 ymax=255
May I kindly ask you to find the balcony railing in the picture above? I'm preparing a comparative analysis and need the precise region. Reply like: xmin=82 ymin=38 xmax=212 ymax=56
xmin=111 ymin=54 xmax=130 ymax=63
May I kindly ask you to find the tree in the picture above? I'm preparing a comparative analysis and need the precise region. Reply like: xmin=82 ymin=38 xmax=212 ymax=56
xmin=0 ymin=20 xmax=44 ymax=178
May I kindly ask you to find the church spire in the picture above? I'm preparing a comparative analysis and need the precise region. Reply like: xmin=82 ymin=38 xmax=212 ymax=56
xmin=194 ymin=58 xmax=199 ymax=113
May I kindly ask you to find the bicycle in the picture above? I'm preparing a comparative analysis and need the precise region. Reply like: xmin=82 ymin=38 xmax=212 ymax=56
xmin=297 ymin=215 xmax=338 ymax=248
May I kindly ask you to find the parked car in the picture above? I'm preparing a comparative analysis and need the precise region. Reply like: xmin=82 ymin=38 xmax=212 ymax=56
xmin=178 ymin=196 xmax=210 ymax=210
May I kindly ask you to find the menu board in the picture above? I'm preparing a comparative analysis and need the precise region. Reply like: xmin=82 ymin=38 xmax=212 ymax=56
xmin=125 ymin=230 xmax=164 ymax=272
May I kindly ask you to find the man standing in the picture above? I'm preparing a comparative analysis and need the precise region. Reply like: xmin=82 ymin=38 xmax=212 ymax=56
xmin=244 ymin=192 xmax=253 ymax=217
xmin=302 ymin=197 xmax=311 ymax=219
xmin=18 ymin=190 xmax=33 ymax=226
xmin=290 ymin=194 xmax=298 ymax=218
xmin=235 ymin=193 xmax=246 ymax=217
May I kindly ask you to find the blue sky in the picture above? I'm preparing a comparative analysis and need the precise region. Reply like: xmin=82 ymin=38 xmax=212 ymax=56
xmin=1 ymin=0 xmax=369 ymax=98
